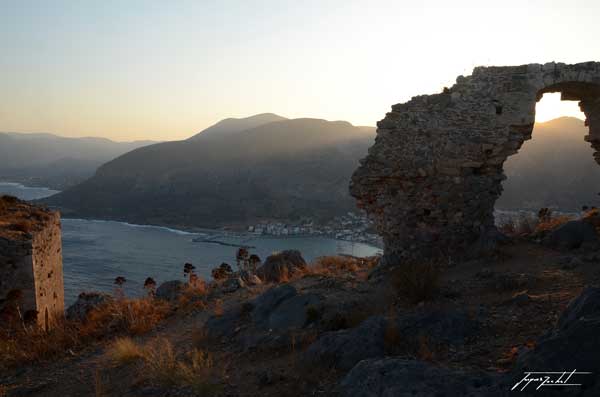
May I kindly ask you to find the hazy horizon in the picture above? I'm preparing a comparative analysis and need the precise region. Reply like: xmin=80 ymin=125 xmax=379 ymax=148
xmin=1 ymin=0 xmax=598 ymax=141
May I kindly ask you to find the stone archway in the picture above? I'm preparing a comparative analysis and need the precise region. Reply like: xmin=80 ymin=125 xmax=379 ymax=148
xmin=350 ymin=62 xmax=600 ymax=264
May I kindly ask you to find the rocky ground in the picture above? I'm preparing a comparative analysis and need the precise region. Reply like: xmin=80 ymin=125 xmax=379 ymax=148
xmin=2 ymin=221 xmax=600 ymax=396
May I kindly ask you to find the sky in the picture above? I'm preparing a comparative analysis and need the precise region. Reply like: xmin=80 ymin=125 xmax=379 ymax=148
xmin=1 ymin=0 xmax=599 ymax=141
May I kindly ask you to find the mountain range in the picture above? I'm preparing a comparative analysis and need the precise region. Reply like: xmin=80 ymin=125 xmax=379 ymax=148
xmin=497 ymin=116 xmax=600 ymax=211
xmin=38 ymin=115 xmax=600 ymax=229
xmin=44 ymin=114 xmax=376 ymax=229
xmin=0 ymin=132 xmax=156 ymax=190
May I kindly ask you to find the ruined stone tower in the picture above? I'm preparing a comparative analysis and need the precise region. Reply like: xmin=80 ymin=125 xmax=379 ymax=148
xmin=0 ymin=196 xmax=64 ymax=330
xmin=351 ymin=62 xmax=600 ymax=263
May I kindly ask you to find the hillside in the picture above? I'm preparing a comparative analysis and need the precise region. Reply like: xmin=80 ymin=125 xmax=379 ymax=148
xmin=0 ymin=132 xmax=155 ymax=190
xmin=497 ymin=116 xmax=600 ymax=211
xmin=44 ymin=115 xmax=376 ymax=228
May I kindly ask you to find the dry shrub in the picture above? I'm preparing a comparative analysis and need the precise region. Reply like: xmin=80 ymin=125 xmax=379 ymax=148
xmin=535 ymin=215 xmax=573 ymax=234
xmin=307 ymin=255 xmax=379 ymax=278
xmin=391 ymin=262 xmax=440 ymax=304
xmin=141 ymin=338 xmax=215 ymax=394
xmin=212 ymin=299 xmax=224 ymax=317
xmin=80 ymin=298 xmax=170 ymax=337
xmin=0 ymin=319 xmax=80 ymax=370
xmin=0 ymin=297 xmax=170 ymax=370
xmin=106 ymin=337 xmax=144 ymax=365
xmin=177 ymin=285 xmax=208 ymax=313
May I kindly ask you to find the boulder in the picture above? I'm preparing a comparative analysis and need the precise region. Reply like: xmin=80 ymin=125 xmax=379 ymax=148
xmin=544 ymin=220 xmax=599 ymax=250
xmin=267 ymin=293 xmax=321 ymax=331
xmin=251 ymin=284 xmax=298 ymax=325
xmin=513 ymin=287 xmax=600 ymax=393
xmin=394 ymin=307 xmax=479 ymax=347
xmin=302 ymin=316 xmax=387 ymax=371
xmin=256 ymin=250 xmax=307 ymax=282
xmin=204 ymin=305 xmax=244 ymax=340
xmin=339 ymin=358 xmax=501 ymax=397
xmin=221 ymin=277 xmax=245 ymax=293
xmin=66 ymin=292 xmax=113 ymax=322
xmin=239 ymin=270 xmax=262 ymax=286
xmin=155 ymin=280 xmax=186 ymax=302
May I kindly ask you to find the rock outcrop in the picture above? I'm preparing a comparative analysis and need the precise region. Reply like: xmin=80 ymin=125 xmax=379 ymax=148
xmin=256 ymin=250 xmax=307 ymax=282
xmin=350 ymin=62 xmax=600 ymax=262
xmin=66 ymin=292 xmax=113 ymax=322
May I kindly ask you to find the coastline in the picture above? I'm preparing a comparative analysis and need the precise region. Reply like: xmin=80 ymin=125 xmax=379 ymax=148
xmin=1 ymin=181 xmax=384 ymax=250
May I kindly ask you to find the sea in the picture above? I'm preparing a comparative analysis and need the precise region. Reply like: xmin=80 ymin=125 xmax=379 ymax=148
xmin=0 ymin=182 xmax=382 ymax=305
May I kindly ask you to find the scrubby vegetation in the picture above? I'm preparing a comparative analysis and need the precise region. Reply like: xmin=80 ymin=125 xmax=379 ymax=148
xmin=0 ymin=296 xmax=171 ymax=371
xmin=105 ymin=337 xmax=217 ymax=393
xmin=391 ymin=262 xmax=441 ymax=304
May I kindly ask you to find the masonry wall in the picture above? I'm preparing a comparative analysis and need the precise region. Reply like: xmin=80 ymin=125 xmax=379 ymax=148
xmin=350 ymin=62 xmax=600 ymax=263
xmin=31 ymin=212 xmax=64 ymax=330
xmin=0 ymin=204 xmax=64 ymax=330
xmin=0 ymin=238 xmax=36 ymax=316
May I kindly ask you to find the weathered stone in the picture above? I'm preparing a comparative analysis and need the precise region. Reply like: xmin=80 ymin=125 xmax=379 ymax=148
xmin=155 ymin=280 xmax=185 ymax=302
xmin=66 ymin=292 xmax=113 ymax=322
xmin=221 ymin=277 xmax=245 ymax=293
xmin=302 ymin=316 xmax=387 ymax=370
xmin=256 ymin=250 xmax=307 ymax=282
xmin=544 ymin=220 xmax=599 ymax=250
xmin=339 ymin=358 xmax=501 ymax=397
xmin=0 ymin=197 xmax=64 ymax=330
xmin=350 ymin=62 xmax=600 ymax=261
xmin=513 ymin=287 xmax=600 ymax=393
xmin=394 ymin=307 xmax=479 ymax=346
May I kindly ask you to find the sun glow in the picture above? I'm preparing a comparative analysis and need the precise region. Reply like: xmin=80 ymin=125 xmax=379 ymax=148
xmin=535 ymin=93 xmax=585 ymax=123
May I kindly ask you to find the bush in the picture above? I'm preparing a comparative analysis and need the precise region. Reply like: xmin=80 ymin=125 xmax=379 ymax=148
xmin=391 ymin=262 xmax=440 ymax=304
xmin=141 ymin=338 xmax=215 ymax=393
xmin=0 ymin=297 xmax=170 ymax=370
xmin=106 ymin=337 xmax=144 ymax=365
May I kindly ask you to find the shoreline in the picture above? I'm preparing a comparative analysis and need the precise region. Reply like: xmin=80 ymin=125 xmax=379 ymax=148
xmin=1 ymin=181 xmax=384 ymax=250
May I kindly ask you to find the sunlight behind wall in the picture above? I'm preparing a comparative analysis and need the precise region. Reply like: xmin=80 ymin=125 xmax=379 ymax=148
xmin=535 ymin=92 xmax=585 ymax=123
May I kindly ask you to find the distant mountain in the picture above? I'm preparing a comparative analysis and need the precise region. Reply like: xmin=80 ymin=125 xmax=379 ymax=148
xmin=0 ymin=132 xmax=156 ymax=190
xmin=44 ymin=115 xmax=376 ymax=229
xmin=188 ymin=113 xmax=288 ymax=140
xmin=497 ymin=116 xmax=600 ymax=211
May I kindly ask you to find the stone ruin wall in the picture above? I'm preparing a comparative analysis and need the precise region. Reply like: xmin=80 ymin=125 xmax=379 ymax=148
xmin=0 ymin=210 xmax=64 ymax=330
xmin=350 ymin=62 xmax=600 ymax=264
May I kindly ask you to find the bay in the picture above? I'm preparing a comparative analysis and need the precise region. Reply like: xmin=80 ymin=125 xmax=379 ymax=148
xmin=0 ymin=182 xmax=382 ymax=304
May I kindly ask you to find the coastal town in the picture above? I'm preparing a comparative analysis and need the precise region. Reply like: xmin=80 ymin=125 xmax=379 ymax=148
xmin=246 ymin=211 xmax=383 ymax=248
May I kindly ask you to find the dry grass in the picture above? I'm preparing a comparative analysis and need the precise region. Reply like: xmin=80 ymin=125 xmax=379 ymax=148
xmin=535 ymin=215 xmax=573 ymax=233
xmin=0 ymin=320 xmax=81 ymax=369
xmin=0 ymin=297 xmax=170 ymax=370
xmin=80 ymin=297 xmax=170 ymax=337
xmin=106 ymin=337 xmax=144 ymax=365
xmin=140 ymin=338 xmax=215 ymax=393
xmin=176 ymin=284 xmax=208 ymax=313
xmin=106 ymin=337 xmax=217 ymax=393
xmin=306 ymin=255 xmax=379 ymax=278
xmin=391 ymin=262 xmax=441 ymax=304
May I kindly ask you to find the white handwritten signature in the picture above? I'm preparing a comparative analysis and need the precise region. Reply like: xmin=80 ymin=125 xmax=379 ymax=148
xmin=511 ymin=370 xmax=592 ymax=391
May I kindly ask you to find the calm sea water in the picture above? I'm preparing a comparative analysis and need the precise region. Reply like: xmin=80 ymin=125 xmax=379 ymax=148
xmin=1 ymin=182 xmax=382 ymax=304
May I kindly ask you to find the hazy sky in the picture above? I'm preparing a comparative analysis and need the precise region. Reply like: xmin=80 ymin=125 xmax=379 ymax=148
xmin=1 ymin=0 xmax=599 ymax=141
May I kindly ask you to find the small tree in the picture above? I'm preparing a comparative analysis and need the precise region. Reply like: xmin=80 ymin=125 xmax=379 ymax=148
xmin=236 ymin=248 xmax=249 ymax=271
xmin=184 ymin=263 xmax=197 ymax=286
xmin=248 ymin=254 xmax=261 ymax=273
xmin=144 ymin=277 xmax=157 ymax=297
xmin=114 ymin=276 xmax=127 ymax=299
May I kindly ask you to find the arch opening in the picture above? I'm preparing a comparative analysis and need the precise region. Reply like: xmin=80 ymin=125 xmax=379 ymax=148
xmin=495 ymin=92 xmax=600 ymax=230
xmin=350 ymin=63 xmax=600 ymax=262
